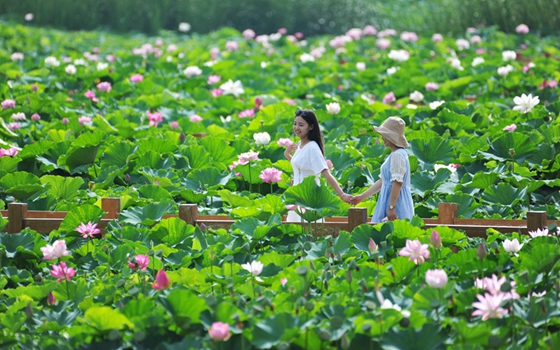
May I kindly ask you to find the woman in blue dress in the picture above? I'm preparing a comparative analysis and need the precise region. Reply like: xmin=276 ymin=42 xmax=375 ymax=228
xmin=351 ymin=117 xmax=414 ymax=222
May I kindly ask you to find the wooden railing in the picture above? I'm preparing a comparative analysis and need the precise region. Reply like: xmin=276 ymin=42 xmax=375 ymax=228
xmin=2 ymin=199 xmax=556 ymax=237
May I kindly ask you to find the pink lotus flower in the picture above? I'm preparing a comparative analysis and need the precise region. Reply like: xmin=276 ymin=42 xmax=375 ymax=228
xmin=41 ymin=240 xmax=69 ymax=260
xmin=130 ymin=74 xmax=144 ymax=83
xmin=376 ymin=38 xmax=391 ymax=50
xmin=276 ymin=138 xmax=294 ymax=147
xmin=431 ymin=33 xmax=443 ymax=42
xmin=295 ymin=32 xmax=304 ymax=39
xmin=430 ymin=231 xmax=442 ymax=249
xmin=147 ymin=111 xmax=163 ymax=127
xmin=280 ymin=277 xmax=288 ymax=286
xmin=11 ymin=112 xmax=26 ymax=121
xmin=78 ymin=116 xmax=92 ymax=125
xmin=238 ymin=109 xmax=255 ymax=118
xmin=515 ymin=24 xmax=529 ymax=34
xmin=76 ymin=221 xmax=101 ymax=239
xmin=425 ymin=269 xmax=448 ymax=288
xmin=1 ymin=99 xmax=16 ymax=109
xmin=377 ymin=28 xmax=397 ymax=38
xmin=84 ymin=90 xmax=99 ymax=102
xmin=362 ymin=25 xmax=377 ymax=36
xmin=169 ymin=121 xmax=179 ymax=129
xmin=0 ymin=147 xmax=19 ymax=157
xmin=475 ymin=48 xmax=486 ymax=54
xmin=368 ymin=238 xmax=378 ymax=254
xmin=225 ymin=41 xmax=239 ymax=51
xmin=189 ymin=114 xmax=203 ymax=122
xmin=50 ymin=261 xmax=76 ymax=282
xmin=208 ymin=322 xmax=231 ymax=341
xmin=207 ymin=75 xmax=221 ymax=84
xmin=259 ymin=168 xmax=283 ymax=183
xmin=238 ymin=150 xmax=259 ymax=165
xmin=472 ymin=293 xmax=508 ymax=320
xmin=7 ymin=122 xmax=21 ymax=131
xmin=277 ymin=27 xmax=287 ymax=35
xmin=503 ymin=124 xmax=517 ymax=132
xmin=400 ymin=31 xmax=418 ymax=42
xmin=254 ymin=97 xmax=263 ymax=109
xmin=283 ymin=99 xmax=297 ymax=105
xmin=97 ymin=82 xmax=112 ymax=92
xmin=62 ymin=118 xmax=69 ymax=125
xmin=11 ymin=52 xmax=24 ymax=61
xmin=128 ymin=254 xmax=150 ymax=271
xmin=398 ymin=239 xmax=430 ymax=264
xmin=425 ymin=82 xmax=439 ymax=91
xmin=285 ymin=204 xmax=297 ymax=211
xmin=242 ymin=29 xmax=256 ymax=39
xmin=548 ymin=80 xmax=558 ymax=89
xmin=47 ymin=291 xmax=56 ymax=306
xmin=470 ymin=35 xmax=482 ymax=44
xmin=382 ymin=91 xmax=396 ymax=104
xmin=31 ymin=113 xmax=41 ymax=121
xmin=211 ymin=89 xmax=223 ymax=97
xmin=151 ymin=269 xmax=171 ymax=290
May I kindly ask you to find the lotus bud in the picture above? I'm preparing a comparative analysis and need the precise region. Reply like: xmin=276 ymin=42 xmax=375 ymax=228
xmin=124 ymin=173 xmax=130 ymax=182
xmin=430 ymin=231 xmax=442 ymax=249
xmin=368 ymin=238 xmax=378 ymax=254
xmin=179 ymin=132 xmax=186 ymax=143
xmin=254 ymin=97 xmax=263 ymax=110
xmin=346 ymin=270 xmax=353 ymax=283
xmin=476 ymin=243 xmax=487 ymax=260
xmin=25 ymin=303 xmax=33 ymax=318
xmin=341 ymin=334 xmax=350 ymax=350
xmin=47 ymin=291 xmax=56 ymax=306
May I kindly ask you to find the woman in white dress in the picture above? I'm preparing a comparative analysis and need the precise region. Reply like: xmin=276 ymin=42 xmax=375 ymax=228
xmin=284 ymin=109 xmax=352 ymax=222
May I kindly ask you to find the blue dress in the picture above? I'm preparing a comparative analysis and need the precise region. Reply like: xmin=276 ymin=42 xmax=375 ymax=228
xmin=371 ymin=149 xmax=414 ymax=223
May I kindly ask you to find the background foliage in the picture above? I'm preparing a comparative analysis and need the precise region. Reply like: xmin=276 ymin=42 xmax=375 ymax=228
xmin=1 ymin=0 xmax=559 ymax=36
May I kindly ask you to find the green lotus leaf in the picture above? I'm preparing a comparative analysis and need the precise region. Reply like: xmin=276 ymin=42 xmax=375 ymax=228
xmin=40 ymin=175 xmax=84 ymax=201
xmin=0 ymin=232 xmax=36 ymax=258
xmin=351 ymin=224 xmax=392 ymax=257
xmin=185 ymin=167 xmax=231 ymax=191
xmin=138 ymin=184 xmax=173 ymax=202
xmin=251 ymin=313 xmax=300 ymax=349
xmin=93 ymin=165 xmax=123 ymax=190
xmin=480 ymin=132 xmax=538 ymax=163
xmin=410 ymin=168 xmax=452 ymax=197
xmin=517 ymin=237 xmax=560 ymax=275
xmin=136 ymin=150 xmax=174 ymax=170
xmin=409 ymin=136 xmax=454 ymax=169
xmin=199 ymin=137 xmax=237 ymax=168
xmin=83 ymin=306 xmax=134 ymax=331
xmin=59 ymin=204 xmax=106 ymax=233
xmin=119 ymin=200 xmax=175 ymax=226
xmin=0 ymin=171 xmax=44 ymax=200
xmin=100 ymin=140 xmax=136 ymax=168
xmin=258 ymin=251 xmax=297 ymax=269
xmin=18 ymin=140 xmax=54 ymax=159
xmin=0 ymin=156 xmax=21 ymax=178
xmin=36 ymin=141 xmax=71 ymax=172
xmin=165 ymin=289 xmax=207 ymax=324
xmin=481 ymin=183 xmax=527 ymax=205
xmin=177 ymin=189 xmax=206 ymax=204
xmin=137 ymin=137 xmax=177 ymax=155
xmin=218 ymin=189 xmax=254 ymax=207
xmin=283 ymin=176 xmax=348 ymax=214
xmin=54 ymin=279 xmax=88 ymax=304
xmin=58 ymin=131 xmax=104 ymax=173
xmin=150 ymin=217 xmax=195 ymax=248
xmin=444 ymin=193 xmax=479 ymax=218
xmin=464 ymin=172 xmax=500 ymax=189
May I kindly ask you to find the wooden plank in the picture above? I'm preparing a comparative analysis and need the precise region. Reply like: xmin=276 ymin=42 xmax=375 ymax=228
xmin=438 ymin=203 xmax=458 ymax=224
xmin=7 ymin=203 xmax=27 ymax=234
xmin=527 ymin=211 xmax=548 ymax=232
xmin=102 ymin=198 xmax=120 ymax=219
xmin=348 ymin=207 xmax=368 ymax=232
xmin=179 ymin=204 xmax=198 ymax=225
xmin=26 ymin=218 xmax=113 ymax=234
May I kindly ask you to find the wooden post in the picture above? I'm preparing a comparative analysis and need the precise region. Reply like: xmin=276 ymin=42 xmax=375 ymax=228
xmin=348 ymin=207 xmax=368 ymax=232
xmin=102 ymin=198 xmax=121 ymax=219
xmin=438 ymin=203 xmax=458 ymax=225
xmin=7 ymin=203 xmax=28 ymax=234
xmin=527 ymin=211 xmax=547 ymax=233
xmin=179 ymin=204 xmax=198 ymax=225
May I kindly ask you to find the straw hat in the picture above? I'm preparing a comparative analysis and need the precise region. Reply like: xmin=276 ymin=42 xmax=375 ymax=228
xmin=373 ymin=117 xmax=409 ymax=148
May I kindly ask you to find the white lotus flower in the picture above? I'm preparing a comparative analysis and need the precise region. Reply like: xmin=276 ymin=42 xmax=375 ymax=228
xmin=219 ymin=80 xmax=245 ymax=97
xmin=44 ymin=56 xmax=60 ymax=67
xmin=388 ymin=49 xmax=410 ymax=62
xmin=74 ymin=58 xmax=87 ymax=66
xmin=497 ymin=65 xmax=514 ymax=77
xmin=455 ymin=39 xmax=470 ymax=50
xmin=253 ymin=132 xmax=271 ymax=146
xmin=430 ymin=100 xmax=445 ymax=109
xmin=300 ymin=53 xmax=315 ymax=63
xmin=65 ymin=65 xmax=77 ymax=75
xmin=409 ymin=90 xmax=424 ymax=103
xmin=502 ymin=50 xmax=517 ymax=61
xmin=472 ymin=57 xmax=485 ymax=67
xmin=356 ymin=62 xmax=366 ymax=71
xmin=326 ymin=102 xmax=341 ymax=115
xmin=502 ymin=238 xmax=523 ymax=253
xmin=513 ymin=93 xmax=539 ymax=114
xmin=178 ymin=22 xmax=191 ymax=33
xmin=450 ymin=58 xmax=463 ymax=70
xmin=387 ymin=67 xmax=400 ymax=75
xmin=183 ymin=66 xmax=202 ymax=78
xmin=96 ymin=62 xmax=108 ymax=71
xmin=242 ymin=261 xmax=264 ymax=276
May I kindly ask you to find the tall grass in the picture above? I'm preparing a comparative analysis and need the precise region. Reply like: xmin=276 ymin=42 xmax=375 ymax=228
xmin=1 ymin=0 xmax=558 ymax=36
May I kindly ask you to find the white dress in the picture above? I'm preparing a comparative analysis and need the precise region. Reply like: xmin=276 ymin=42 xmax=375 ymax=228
xmin=286 ymin=141 xmax=328 ymax=222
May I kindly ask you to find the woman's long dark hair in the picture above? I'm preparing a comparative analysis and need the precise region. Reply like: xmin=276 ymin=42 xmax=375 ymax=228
xmin=295 ymin=109 xmax=325 ymax=156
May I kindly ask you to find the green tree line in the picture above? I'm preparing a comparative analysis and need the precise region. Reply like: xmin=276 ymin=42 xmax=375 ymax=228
xmin=1 ymin=0 xmax=559 ymax=36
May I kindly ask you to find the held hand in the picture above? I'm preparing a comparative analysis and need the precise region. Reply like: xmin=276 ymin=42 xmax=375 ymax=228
xmin=387 ymin=208 xmax=398 ymax=221
xmin=349 ymin=194 xmax=364 ymax=205
xmin=340 ymin=193 xmax=353 ymax=203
